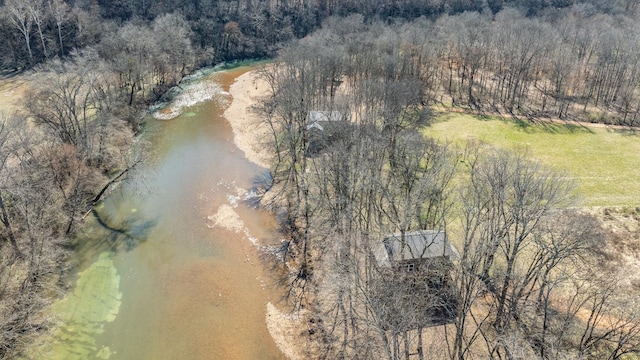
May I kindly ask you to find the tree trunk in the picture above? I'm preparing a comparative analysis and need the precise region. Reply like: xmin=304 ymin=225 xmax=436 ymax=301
xmin=57 ymin=22 xmax=64 ymax=56
xmin=34 ymin=20 xmax=48 ymax=59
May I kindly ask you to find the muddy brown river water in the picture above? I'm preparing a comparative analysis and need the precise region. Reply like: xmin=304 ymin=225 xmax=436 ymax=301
xmin=30 ymin=68 xmax=285 ymax=360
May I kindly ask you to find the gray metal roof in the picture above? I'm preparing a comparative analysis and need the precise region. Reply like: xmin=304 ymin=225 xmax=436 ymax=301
xmin=373 ymin=230 xmax=456 ymax=267
xmin=308 ymin=111 xmax=343 ymax=123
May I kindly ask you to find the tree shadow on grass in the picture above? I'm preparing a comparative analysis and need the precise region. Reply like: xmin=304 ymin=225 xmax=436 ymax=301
xmin=504 ymin=114 xmax=595 ymax=135
xmin=609 ymin=127 xmax=640 ymax=136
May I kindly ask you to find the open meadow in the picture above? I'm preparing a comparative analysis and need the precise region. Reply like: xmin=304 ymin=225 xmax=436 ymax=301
xmin=425 ymin=112 xmax=640 ymax=207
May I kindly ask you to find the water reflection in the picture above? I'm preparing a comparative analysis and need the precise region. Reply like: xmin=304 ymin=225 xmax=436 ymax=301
xmin=245 ymin=170 xmax=273 ymax=208
xmin=90 ymin=209 xmax=156 ymax=252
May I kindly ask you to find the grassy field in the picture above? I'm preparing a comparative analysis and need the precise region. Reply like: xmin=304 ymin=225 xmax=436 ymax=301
xmin=424 ymin=112 xmax=640 ymax=207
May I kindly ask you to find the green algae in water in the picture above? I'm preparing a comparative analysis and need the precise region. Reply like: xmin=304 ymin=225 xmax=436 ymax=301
xmin=30 ymin=252 xmax=122 ymax=359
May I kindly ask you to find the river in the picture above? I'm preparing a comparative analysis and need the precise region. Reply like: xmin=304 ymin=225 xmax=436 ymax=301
xmin=29 ymin=68 xmax=285 ymax=360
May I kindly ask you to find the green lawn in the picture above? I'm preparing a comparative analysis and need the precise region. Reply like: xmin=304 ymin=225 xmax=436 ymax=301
xmin=424 ymin=112 xmax=640 ymax=207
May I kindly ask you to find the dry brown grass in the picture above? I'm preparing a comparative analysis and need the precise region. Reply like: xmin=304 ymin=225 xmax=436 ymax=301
xmin=587 ymin=207 xmax=640 ymax=290
xmin=0 ymin=73 xmax=31 ymax=114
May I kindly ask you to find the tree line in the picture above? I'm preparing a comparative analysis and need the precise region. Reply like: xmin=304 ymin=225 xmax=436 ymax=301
xmin=295 ymin=7 xmax=640 ymax=125
xmin=259 ymin=14 xmax=640 ymax=359
xmin=2 ymin=0 xmax=640 ymax=73
xmin=6 ymin=1 xmax=640 ymax=125
xmin=429 ymin=7 xmax=640 ymax=125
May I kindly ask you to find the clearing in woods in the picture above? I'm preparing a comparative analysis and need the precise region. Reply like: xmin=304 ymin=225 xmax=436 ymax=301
xmin=425 ymin=112 xmax=640 ymax=207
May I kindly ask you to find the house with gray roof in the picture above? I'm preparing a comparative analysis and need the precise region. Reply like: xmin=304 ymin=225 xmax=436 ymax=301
xmin=306 ymin=111 xmax=344 ymax=130
xmin=373 ymin=230 xmax=458 ymax=272
xmin=370 ymin=230 xmax=459 ymax=329
xmin=305 ymin=111 xmax=350 ymax=156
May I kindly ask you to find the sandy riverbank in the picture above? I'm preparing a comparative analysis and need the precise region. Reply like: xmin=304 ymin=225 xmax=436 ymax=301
xmin=223 ymin=69 xmax=273 ymax=169
xmin=223 ymin=69 xmax=313 ymax=360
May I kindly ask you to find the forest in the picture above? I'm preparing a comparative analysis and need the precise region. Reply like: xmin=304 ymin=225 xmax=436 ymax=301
xmin=1 ymin=0 xmax=640 ymax=358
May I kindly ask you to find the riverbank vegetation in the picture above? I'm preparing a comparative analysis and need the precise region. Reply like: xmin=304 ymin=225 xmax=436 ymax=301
xmin=0 ymin=63 xmax=143 ymax=359
xmin=0 ymin=14 xmax=197 ymax=360
xmin=258 ymin=13 xmax=640 ymax=359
